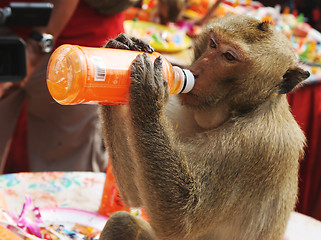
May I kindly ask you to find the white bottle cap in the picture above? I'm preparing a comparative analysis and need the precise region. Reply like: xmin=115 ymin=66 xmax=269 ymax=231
xmin=172 ymin=66 xmax=195 ymax=94
xmin=181 ymin=69 xmax=195 ymax=93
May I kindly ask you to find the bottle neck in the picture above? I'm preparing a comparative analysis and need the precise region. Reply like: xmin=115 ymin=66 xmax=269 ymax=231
xmin=171 ymin=66 xmax=195 ymax=95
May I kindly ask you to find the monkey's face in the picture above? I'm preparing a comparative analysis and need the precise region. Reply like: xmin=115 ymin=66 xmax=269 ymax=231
xmin=180 ymin=29 xmax=249 ymax=110
xmin=180 ymin=14 xmax=299 ymax=114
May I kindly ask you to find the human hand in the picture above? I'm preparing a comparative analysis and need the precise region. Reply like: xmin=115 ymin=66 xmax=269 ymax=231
xmin=0 ymin=82 xmax=21 ymax=99
xmin=23 ymin=39 xmax=44 ymax=84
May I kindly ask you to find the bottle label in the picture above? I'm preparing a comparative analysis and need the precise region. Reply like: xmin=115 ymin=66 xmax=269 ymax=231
xmin=91 ymin=56 xmax=107 ymax=82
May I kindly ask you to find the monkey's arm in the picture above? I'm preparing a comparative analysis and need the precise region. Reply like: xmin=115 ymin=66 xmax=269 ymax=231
xmin=100 ymin=105 xmax=144 ymax=206
xmin=98 ymin=34 xmax=156 ymax=206
xmin=128 ymin=53 xmax=199 ymax=238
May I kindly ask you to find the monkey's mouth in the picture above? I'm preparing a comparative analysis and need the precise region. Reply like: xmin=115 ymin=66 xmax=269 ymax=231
xmin=193 ymin=73 xmax=199 ymax=79
xmin=190 ymin=71 xmax=199 ymax=81
xmin=180 ymin=71 xmax=202 ymax=103
xmin=186 ymin=92 xmax=200 ymax=98
xmin=179 ymin=91 xmax=202 ymax=107
xmin=186 ymin=73 xmax=199 ymax=97
xmin=188 ymin=71 xmax=199 ymax=95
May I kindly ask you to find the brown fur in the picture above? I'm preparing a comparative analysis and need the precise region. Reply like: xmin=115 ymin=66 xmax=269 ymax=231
xmin=99 ymin=14 xmax=309 ymax=240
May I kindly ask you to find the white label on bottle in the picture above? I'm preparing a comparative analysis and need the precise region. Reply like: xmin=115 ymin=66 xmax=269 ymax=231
xmin=91 ymin=56 xmax=106 ymax=81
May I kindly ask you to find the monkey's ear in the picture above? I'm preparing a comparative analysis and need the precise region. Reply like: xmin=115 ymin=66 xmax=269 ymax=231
xmin=257 ymin=21 xmax=270 ymax=31
xmin=278 ymin=67 xmax=310 ymax=94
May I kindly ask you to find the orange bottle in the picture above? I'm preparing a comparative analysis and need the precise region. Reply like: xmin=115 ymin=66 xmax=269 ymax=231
xmin=98 ymin=161 xmax=149 ymax=221
xmin=47 ymin=44 xmax=194 ymax=105
xmin=98 ymin=161 xmax=130 ymax=217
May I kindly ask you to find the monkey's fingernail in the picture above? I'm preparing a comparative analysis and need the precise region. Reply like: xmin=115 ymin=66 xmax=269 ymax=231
xmin=148 ymin=46 xmax=155 ymax=52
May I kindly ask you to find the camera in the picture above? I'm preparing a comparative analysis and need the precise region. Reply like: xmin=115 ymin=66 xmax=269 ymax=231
xmin=0 ymin=2 xmax=53 ymax=82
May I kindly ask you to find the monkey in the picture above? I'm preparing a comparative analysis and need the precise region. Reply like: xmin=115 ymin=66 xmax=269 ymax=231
xmin=157 ymin=0 xmax=186 ymax=24
xmin=98 ymin=14 xmax=310 ymax=240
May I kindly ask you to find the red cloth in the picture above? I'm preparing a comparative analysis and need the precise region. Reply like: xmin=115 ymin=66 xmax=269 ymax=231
xmin=288 ymin=83 xmax=321 ymax=221
xmin=1 ymin=0 xmax=124 ymax=47
xmin=4 ymin=102 xmax=29 ymax=173
xmin=54 ymin=1 xmax=125 ymax=47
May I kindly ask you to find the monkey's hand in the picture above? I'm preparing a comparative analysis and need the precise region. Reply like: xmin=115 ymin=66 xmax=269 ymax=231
xmin=105 ymin=33 xmax=154 ymax=53
xmin=129 ymin=53 xmax=169 ymax=117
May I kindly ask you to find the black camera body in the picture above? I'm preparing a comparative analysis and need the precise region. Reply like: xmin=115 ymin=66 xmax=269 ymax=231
xmin=0 ymin=2 xmax=53 ymax=82
xmin=0 ymin=36 xmax=26 ymax=82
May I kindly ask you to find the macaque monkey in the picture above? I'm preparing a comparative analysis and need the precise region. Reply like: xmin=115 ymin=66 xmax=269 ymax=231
xmin=157 ymin=0 xmax=186 ymax=24
xmin=99 ymin=14 xmax=310 ymax=240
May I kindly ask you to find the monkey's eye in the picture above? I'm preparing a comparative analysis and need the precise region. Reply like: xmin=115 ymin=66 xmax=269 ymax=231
xmin=223 ymin=52 xmax=236 ymax=62
xmin=209 ymin=37 xmax=218 ymax=49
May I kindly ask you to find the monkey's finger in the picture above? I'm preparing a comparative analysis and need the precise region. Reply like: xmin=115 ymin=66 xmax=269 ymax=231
xmin=153 ymin=56 xmax=163 ymax=75
xmin=153 ymin=56 xmax=164 ymax=90
xmin=155 ymin=57 xmax=169 ymax=100
xmin=114 ymin=33 xmax=131 ymax=44
xmin=131 ymin=37 xmax=155 ymax=53
xmin=110 ymin=33 xmax=138 ymax=50
xmin=131 ymin=54 xmax=153 ymax=91
xmin=113 ymin=33 xmax=146 ymax=52
xmin=130 ymin=54 xmax=145 ymax=82
xmin=136 ymin=53 xmax=152 ymax=88
xmin=105 ymin=39 xmax=130 ymax=50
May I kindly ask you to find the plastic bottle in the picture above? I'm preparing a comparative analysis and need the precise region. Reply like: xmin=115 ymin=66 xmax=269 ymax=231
xmin=97 ymin=161 xmax=130 ymax=217
xmin=98 ymin=161 xmax=149 ymax=221
xmin=46 ymin=44 xmax=195 ymax=105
